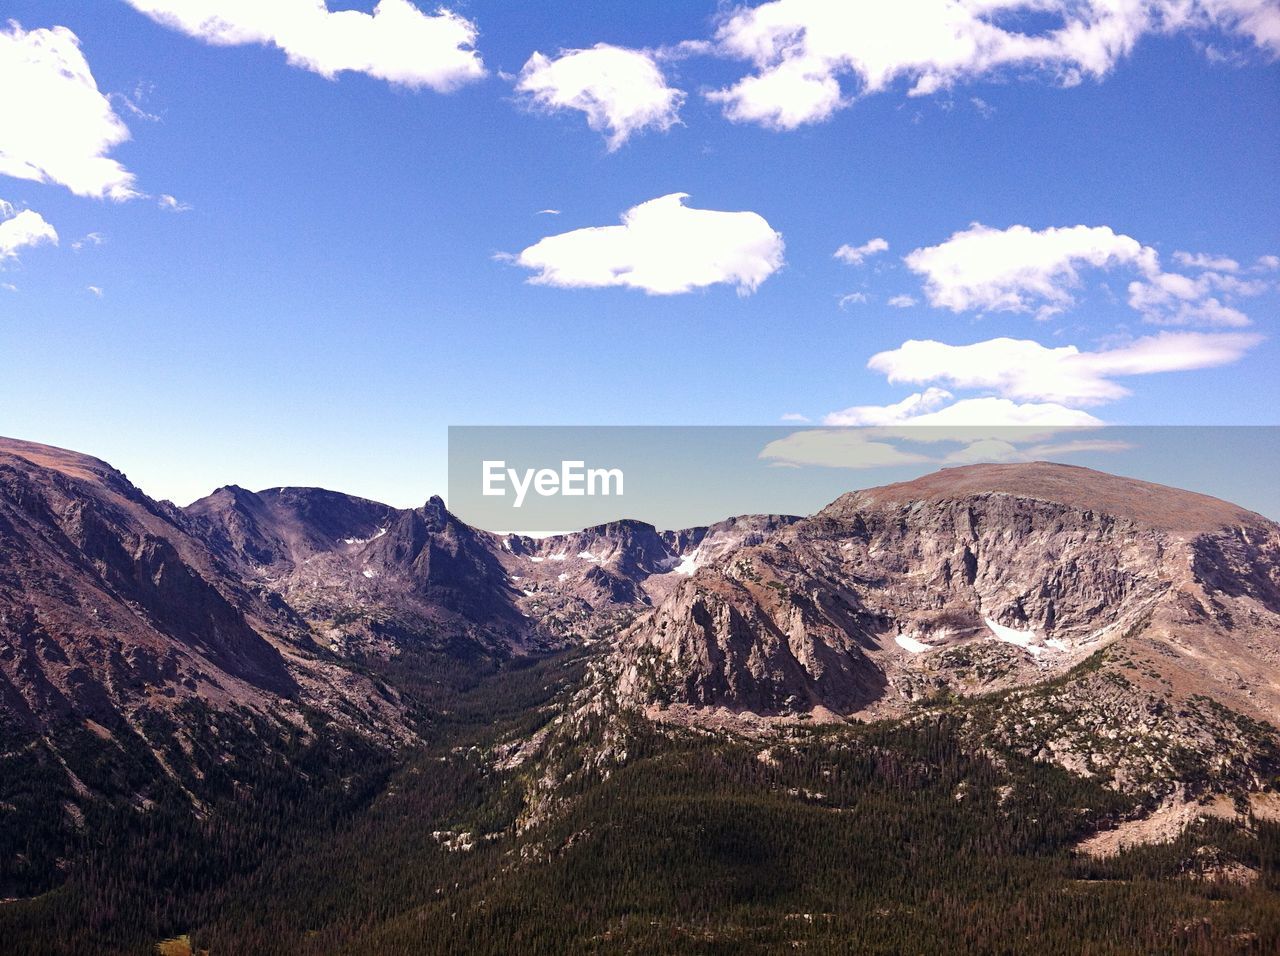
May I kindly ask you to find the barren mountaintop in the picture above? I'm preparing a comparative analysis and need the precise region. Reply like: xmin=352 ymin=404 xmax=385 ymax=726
xmin=824 ymin=461 xmax=1266 ymax=536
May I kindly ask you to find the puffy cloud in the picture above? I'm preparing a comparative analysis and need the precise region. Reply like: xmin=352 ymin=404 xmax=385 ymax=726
xmin=904 ymin=222 xmax=1270 ymax=326
xmin=833 ymin=237 xmax=888 ymax=265
xmin=515 ymin=44 xmax=684 ymax=150
xmin=0 ymin=23 xmax=138 ymax=200
xmin=904 ymin=223 xmax=1158 ymax=318
xmin=507 ymin=193 xmax=784 ymax=295
xmin=867 ymin=332 xmax=1262 ymax=406
xmin=0 ymin=201 xmax=58 ymax=260
xmin=796 ymin=329 xmax=1258 ymax=469
xmin=1125 ymin=271 xmax=1255 ymax=327
xmin=124 ymin=0 xmax=485 ymax=90
xmin=708 ymin=0 xmax=1280 ymax=129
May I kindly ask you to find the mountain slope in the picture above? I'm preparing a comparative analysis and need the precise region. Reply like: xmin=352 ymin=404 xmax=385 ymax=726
xmin=617 ymin=462 xmax=1280 ymax=717
xmin=186 ymin=486 xmax=534 ymax=657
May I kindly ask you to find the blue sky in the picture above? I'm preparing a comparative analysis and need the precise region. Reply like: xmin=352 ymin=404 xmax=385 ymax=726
xmin=1 ymin=1 xmax=1277 ymax=506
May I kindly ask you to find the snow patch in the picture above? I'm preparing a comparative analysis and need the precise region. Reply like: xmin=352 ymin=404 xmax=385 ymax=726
xmin=529 ymin=556 xmax=545 ymax=563
xmin=342 ymin=527 xmax=387 ymax=546
xmin=895 ymin=633 xmax=931 ymax=654
xmin=362 ymin=569 xmax=378 ymax=579
xmin=985 ymin=617 xmax=1044 ymax=658
xmin=672 ymin=550 xmax=702 ymax=576
xmin=577 ymin=550 xmax=602 ymax=562
xmin=557 ymin=573 xmax=569 ymax=582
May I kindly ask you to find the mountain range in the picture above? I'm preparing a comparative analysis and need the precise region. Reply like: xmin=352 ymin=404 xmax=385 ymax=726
xmin=1 ymin=435 xmax=1277 ymax=954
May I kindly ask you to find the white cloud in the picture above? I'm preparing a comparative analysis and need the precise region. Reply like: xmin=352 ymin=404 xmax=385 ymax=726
xmin=157 ymin=194 xmax=192 ymax=213
xmin=1255 ymin=254 xmax=1280 ymax=272
xmin=904 ymin=223 xmax=1158 ymax=318
xmin=1173 ymin=250 xmax=1240 ymax=272
xmin=904 ymin=222 xmax=1270 ymax=326
xmin=0 ymin=23 xmax=138 ymax=200
xmin=838 ymin=291 xmax=868 ymax=308
xmin=1125 ymin=271 xmax=1254 ymax=327
xmin=707 ymin=0 xmax=1280 ymax=129
xmin=941 ymin=435 xmax=1130 ymax=464
xmin=887 ymin=294 xmax=917 ymax=308
xmin=896 ymin=396 xmax=1104 ymax=429
xmin=124 ymin=0 xmax=485 ymax=91
xmin=515 ymin=44 xmax=684 ymax=150
xmin=834 ymin=236 xmax=888 ymax=265
xmin=507 ymin=193 xmax=784 ymax=295
xmin=867 ymin=332 xmax=1262 ymax=406
xmin=760 ymin=430 xmax=932 ymax=469
xmin=780 ymin=412 xmax=811 ymax=422
xmin=824 ymin=387 xmax=954 ymax=425
xmin=825 ymin=388 xmax=1103 ymax=431
xmin=86 ymin=285 xmax=103 ymax=297
xmin=0 ymin=202 xmax=58 ymax=260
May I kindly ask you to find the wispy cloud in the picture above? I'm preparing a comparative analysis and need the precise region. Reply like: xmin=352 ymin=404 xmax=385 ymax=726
xmin=833 ymin=237 xmax=888 ymax=265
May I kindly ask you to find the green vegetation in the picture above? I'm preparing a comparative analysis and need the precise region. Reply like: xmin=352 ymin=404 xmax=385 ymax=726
xmin=1 ymin=651 xmax=1277 ymax=954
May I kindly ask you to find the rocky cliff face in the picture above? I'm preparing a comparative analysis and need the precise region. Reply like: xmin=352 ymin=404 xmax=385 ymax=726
xmin=3 ymin=439 xmax=1277 ymax=828
xmin=188 ymin=485 xmax=534 ymax=658
xmin=616 ymin=463 xmax=1280 ymax=723
xmin=0 ymin=439 xmax=413 ymax=759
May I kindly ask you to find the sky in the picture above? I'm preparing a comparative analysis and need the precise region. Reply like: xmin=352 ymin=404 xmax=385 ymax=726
xmin=1 ymin=1 xmax=1278 ymax=508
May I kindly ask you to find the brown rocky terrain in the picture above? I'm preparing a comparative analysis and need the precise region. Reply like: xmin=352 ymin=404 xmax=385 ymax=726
xmin=2 ymin=438 xmax=1277 ymax=861
xmin=593 ymin=462 xmax=1280 ymax=819
xmin=0 ymin=439 xmax=410 ymax=751
xmin=615 ymin=462 xmax=1280 ymax=719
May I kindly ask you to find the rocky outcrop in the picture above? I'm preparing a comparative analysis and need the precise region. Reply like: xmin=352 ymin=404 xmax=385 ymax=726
xmin=617 ymin=463 xmax=1280 ymax=733
xmin=0 ymin=438 xmax=407 ymax=747
xmin=4 ymin=438 xmax=1278 ymax=821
